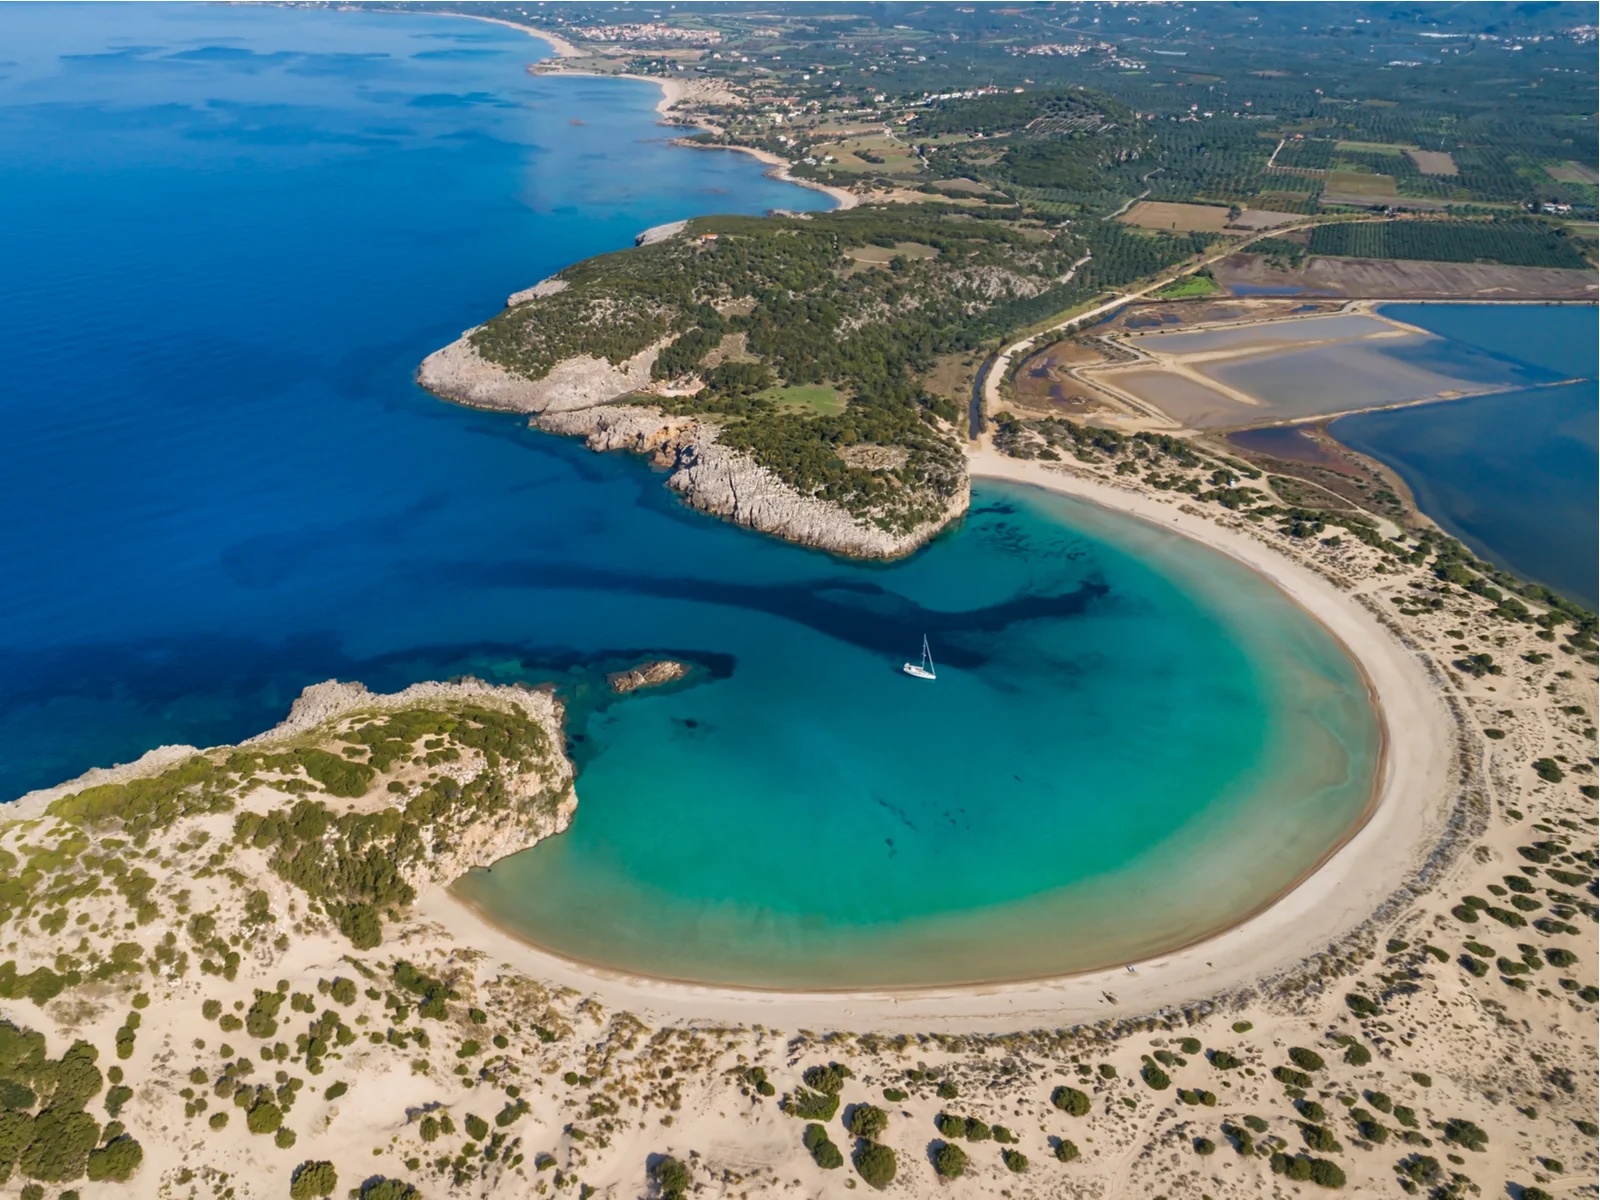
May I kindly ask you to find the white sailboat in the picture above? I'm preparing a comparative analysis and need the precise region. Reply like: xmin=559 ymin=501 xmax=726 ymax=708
xmin=902 ymin=635 xmax=937 ymax=680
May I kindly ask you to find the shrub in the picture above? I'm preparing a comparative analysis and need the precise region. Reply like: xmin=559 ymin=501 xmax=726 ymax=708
xmin=1194 ymin=1137 xmax=1215 ymax=1155
xmin=324 ymin=1082 xmax=347 ymax=1101
xmin=1232 ymin=1021 xmax=1253 ymax=1033
xmin=1208 ymin=1050 xmax=1241 ymax=1070
xmin=785 ymin=1088 xmax=839 ymax=1122
xmin=1001 ymin=1148 xmax=1028 ymax=1173
xmin=1343 ymin=1044 xmax=1372 ymax=1067
xmin=847 ymin=1105 xmax=887 ymax=1141
xmin=290 ymin=1160 xmax=338 ymax=1199
xmin=19 ymin=1107 xmax=99 ymax=1182
xmin=936 ymin=1080 xmax=958 ymax=1099
xmin=882 ymin=1088 xmax=906 ymax=1103
xmin=1393 ymin=1106 xmax=1418 ymax=1128
xmin=802 ymin=1063 xmax=850 ymax=1095
xmin=811 ymin=1139 xmax=844 ymax=1170
xmin=85 ymin=1136 xmax=143 ymax=1183
xmin=329 ymin=978 xmax=357 ymax=1006
xmin=1309 ymin=1157 xmax=1346 ymax=1187
xmin=1345 ymin=993 xmax=1381 ymax=1017
xmin=992 ymin=1125 xmax=1016 ymax=1144
xmin=247 ymin=1102 xmax=283 ymax=1136
xmin=209 ymin=1111 xmax=228 ymax=1129
xmin=464 ymin=1113 xmax=488 ymax=1141
xmin=653 ymin=1156 xmax=691 ymax=1200
xmin=934 ymin=1141 xmax=968 ymax=1178
xmin=963 ymin=1117 xmax=992 ymax=1143
xmin=1273 ymin=1066 xmax=1313 ymax=1089
xmin=1052 ymin=1085 xmax=1091 ymax=1116
xmin=936 ymin=1112 xmax=964 ymax=1139
xmin=1546 ymin=947 xmax=1578 ymax=968
xmin=1301 ymin=1122 xmax=1340 ymax=1153
xmin=1366 ymin=1091 xmax=1392 ymax=1114
xmin=853 ymin=1142 xmax=896 ymax=1189
xmin=275 ymin=1127 xmax=297 ymax=1149
xmin=1442 ymin=1118 xmax=1487 ymax=1151
xmin=358 ymin=1180 xmax=418 ymax=1200
xmin=1140 ymin=1064 xmax=1170 ymax=1090
xmin=1288 ymin=1048 xmax=1325 ymax=1072
xmin=1053 ymin=1138 xmax=1079 ymax=1162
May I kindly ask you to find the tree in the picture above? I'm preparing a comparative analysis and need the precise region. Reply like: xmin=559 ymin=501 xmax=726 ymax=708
xmin=1002 ymin=1148 xmax=1028 ymax=1173
xmin=289 ymin=1160 xmax=338 ymax=1200
xmin=1054 ymin=1138 xmax=1080 ymax=1162
xmin=246 ymin=1101 xmax=283 ymax=1136
xmin=359 ymin=1181 xmax=418 ymax=1200
xmin=934 ymin=1141 xmax=968 ymax=1178
xmin=854 ymin=1142 xmax=897 ymax=1189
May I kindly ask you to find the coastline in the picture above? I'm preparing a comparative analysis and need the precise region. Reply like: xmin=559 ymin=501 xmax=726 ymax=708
xmin=420 ymin=446 xmax=1456 ymax=1033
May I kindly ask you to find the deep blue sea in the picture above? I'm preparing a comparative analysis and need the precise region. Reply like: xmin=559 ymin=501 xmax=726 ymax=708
xmin=0 ymin=5 xmax=1379 ymax=986
xmin=1333 ymin=305 xmax=1598 ymax=608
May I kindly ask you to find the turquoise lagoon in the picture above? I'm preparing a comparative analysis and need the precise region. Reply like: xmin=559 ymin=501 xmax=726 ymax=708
xmin=0 ymin=5 xmax=1379 ymax=987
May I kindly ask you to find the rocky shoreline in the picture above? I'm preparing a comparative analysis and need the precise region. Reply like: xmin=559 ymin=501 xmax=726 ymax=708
xmin=417 ymin=329 xmax=967 ymax=559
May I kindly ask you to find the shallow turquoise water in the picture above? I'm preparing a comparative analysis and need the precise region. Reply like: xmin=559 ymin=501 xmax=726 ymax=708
xmin=0 ymin=5 xmax=1381 ymax=987
xmin=459 ymin=482 xmax=1380 ymax=986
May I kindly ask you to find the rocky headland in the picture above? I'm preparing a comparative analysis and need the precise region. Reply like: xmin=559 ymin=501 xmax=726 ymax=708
xmin=417 ymin=315 xmax=968 ymax=560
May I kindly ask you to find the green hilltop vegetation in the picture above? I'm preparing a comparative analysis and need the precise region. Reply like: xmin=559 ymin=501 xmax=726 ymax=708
xmin=468 ymin=207 xmax=1212 ymax=530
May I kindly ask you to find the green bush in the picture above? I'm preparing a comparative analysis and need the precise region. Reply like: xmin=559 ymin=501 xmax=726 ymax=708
xmin=1054 ymin=1138 xmax=1079 ymax=1162
xmin=464 ymin=1113 xmax=488 ymax=1141
xmin=847 ymin=1105 xmax=887 ymax=1140
xmin=1194 ymin=1137 xmax=1215 ymax=1156
xmin=934 ymin=1141 xmax=968 ymax=1178
xmin=853 ymin=1141 xmax=896 ymax=1189
xmin=801 ymin=1063 xmax=851 ymax=1096
xmin=1287 ymin=1048 xmax=1324 ymax=1072
xmin=1546 ymin=947 xmax=1578 ymax=968
xmin=358 ymin=1180 xmax=418 ymax=1200
xmin=1273 ymin=1066 xmax=1313 ymax=1089
xmin=784 ymin=1088 xmax=839 ymax=1122
xmin=246 ymin=1101 xmax=283 ymax=1135
xmin=18 ymin=1107 xmax=99 ymax=1182
xmin=963 ymin=1117 xmax=993 ymax=1143
xmin=1140 ymin=1064 xmax=1170 ymax=1090
xmin=84 ymin=1136 xmax=143 ymax=1183
xmin=329 ymin=978 xmax=357 ymax=1006
xmin=1051 ymin=1085 xmax=1091 ymax=1116
xmin=274 ymin=1127 xmax=297 ymax=1149
xmin=1345 ymin=993 xmax=1381 ymax=1017
xmin=654 ymin=1156 xmax=691 ymax=1200
xmin=1343 ymin=1044 xmax=1371 ymax=1067
xmin=1300 ymin=1123 xmax=1341 ymax=1153
xmin=1001 ymin=1148 xmax=1028 ymax=1173
xmin=290 ymin=1160 xmax=337 ymax=1199
xmin=1442 ymin=1118 xmax=1487 ymax=1151
xmin=1309 ymin=1157 xmax=1346 ymax=1187
xmin=1208 ymin=1050 xmax=1241 ymax=1070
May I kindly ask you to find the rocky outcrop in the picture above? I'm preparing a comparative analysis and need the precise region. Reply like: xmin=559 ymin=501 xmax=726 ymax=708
xmin=669 ymin=434 xmax=970 ymax=559
xmin=535 ymin=403 xmax=698 ymax=466
xmin=507 ymin=277 xmax=568 ymax=306
xmin=416 ymin=334 xmax=666 ymax=414
xmin=636 ymin=219 xmax=687 ymax=246
xmin=607 ymin=660 xmax=688 ymax=694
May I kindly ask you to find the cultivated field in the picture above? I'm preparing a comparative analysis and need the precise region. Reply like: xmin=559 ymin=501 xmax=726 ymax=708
xmin=1120 ymin=201 xmax=1298 ymax=233
xmin=1405 ymin=147 xmax=1459 ymax=176
xmin=1214 ymin=253 xmax=1600 ymax=300
xmin=1547 ymin=160 xmax=1599 ymax=186
xmin=1326 ymin=170 xmax=1396 ymax=197
xmin=1120 ymin=200 xmax=1232 ymax=231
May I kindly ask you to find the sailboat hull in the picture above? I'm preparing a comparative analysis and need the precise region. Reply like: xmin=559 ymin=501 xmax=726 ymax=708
xmin=902 ymin=663 xmax=936 ymax=680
